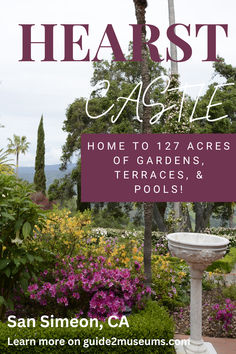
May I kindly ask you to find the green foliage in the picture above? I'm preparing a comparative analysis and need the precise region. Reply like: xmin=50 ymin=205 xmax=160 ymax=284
xmin=0 ymin=174 xmax=45 ymax=320
xmin=92 ymin=203 xmax=130 ymax=228
xmin=29 ymin=208 xmax=92 ymax=264
xmin=48 ymin=175 xmax=75 ymax=204
xmin=7 ymin=135 xmax=30 ymax=156
xmin=0 ymin=302 xmax=175 ymax=353
xmin=212 ymin=203 xmax=235 ymax=227
xmin=152 ymin=255 xmax=190 ymax=310
xmin=222 ymin=284 xmax=236 ymax=301
xmin=34 ymin=116 xmax=46 ymax=194
xmin=190 ymin=58 xmax=236 ymax=229
xmin=193 ymin=83 xmax=232 ymax=133
xmin=0 ymin=148 xmax=13 ymax=174
xmin=194 ymin=57 xmax=236 ymax=133
xmin=206 ymin=248 xmax=236 ymax=273
xmin=213 ymin=57 xmax=236 ymax=132
xmin=202 ymin=276 xmax=217 ymax=291
xmin=61 ymin=49 xmax=164 ymax=169
xmin=60 ymin=55 xmax=236 ymax=228
xmin=214 ymin=57 xmax=236 ymax=81
xmin=60 ymin=46 xmax=164 ymax=211
xmin=160 ymin=74 xmax=193 ymax=134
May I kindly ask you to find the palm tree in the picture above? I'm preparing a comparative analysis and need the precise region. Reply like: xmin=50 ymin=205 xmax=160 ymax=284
xmin=167 ymin=0 xmax=183 ymax=223
xmin=133 ymin=0 xmax=153 ymax=287
xmin=0 ymin=148 xmax=13 ymax=174
xmin=0 ymin=148 xmax=10 ymax=165
xmin=7 ymin=135 xmax=30 ymax=177
xmin=168 ymin=0 xmax=178 ymax=75
xmin=167 ymin=1 xmax=193 ymax=230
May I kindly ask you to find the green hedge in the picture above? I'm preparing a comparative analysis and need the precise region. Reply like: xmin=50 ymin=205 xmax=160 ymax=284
xmin=0 ymin=302 xmax=175 ymax=353
xmin=207 ymin=248 xmax=236 ymax=273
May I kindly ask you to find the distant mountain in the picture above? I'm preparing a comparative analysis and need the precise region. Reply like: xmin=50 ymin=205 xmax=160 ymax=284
xmin=18 ymin=164 xmax=76 ymax=189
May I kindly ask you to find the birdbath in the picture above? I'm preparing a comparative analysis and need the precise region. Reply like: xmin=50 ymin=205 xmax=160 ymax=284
xmin=167 ymin=232 xmax=229 ymax=354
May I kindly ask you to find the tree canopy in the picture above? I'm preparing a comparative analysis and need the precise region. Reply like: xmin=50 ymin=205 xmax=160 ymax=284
xmin=61 ymin=46 xmax=164 ymax=169
xmin=60 ymin=51 xmax=236 ymax=228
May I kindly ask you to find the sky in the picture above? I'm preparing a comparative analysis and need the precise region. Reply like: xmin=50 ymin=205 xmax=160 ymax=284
xmin=0 ymin=0 xmax=235 ymax=167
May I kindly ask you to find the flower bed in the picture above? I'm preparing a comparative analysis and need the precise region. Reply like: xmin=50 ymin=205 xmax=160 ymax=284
xmin=25 ymin=255 xmax=150 ymax=321
xmin=173 ymin=288 xmax=236 ymax=338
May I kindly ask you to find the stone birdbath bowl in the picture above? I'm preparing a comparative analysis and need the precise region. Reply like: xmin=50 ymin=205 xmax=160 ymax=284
xmin=167 ymin=232 xmax=229 ymax=354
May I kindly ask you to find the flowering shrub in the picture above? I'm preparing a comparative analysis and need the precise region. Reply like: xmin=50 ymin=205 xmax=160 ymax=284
xmin=222 ymin=284 xmax=236 ymax=301
xmin=86 ymin=230 xmax=169 ymax=268
xmin=90 ymin=228 xmax=142 ymax=240
xmin=86 ymin=236 xmax=143 ymax=269
xmin=27 ymin=255 xmax=150 ymax=321
xmin=209 ymin=298 xmax=235 ymax=332
xmin=152 ymin=255 xmax=189 ymax=309
xmin=0 ymin=174 xmax=45 ymax=320
xmin=204 ymin=227 xmax=236 ymax=249
xmin=31 ymin=191 xmax=54 ymax=210
xmin=24 ymin=220 xmax=188 ymax=317
xmin=152 ymin=233 xmax=169 ymax=256
xmin=32 ymin=208 xmax=91 ymax=259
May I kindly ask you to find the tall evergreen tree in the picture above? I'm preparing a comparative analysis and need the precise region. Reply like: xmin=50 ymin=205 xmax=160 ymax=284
xmin=34 ymin=115 xmax=46 ymax=194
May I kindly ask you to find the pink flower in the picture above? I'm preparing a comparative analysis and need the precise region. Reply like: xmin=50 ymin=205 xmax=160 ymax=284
xmin=72 ymin=292 xmax=80 ymax=300
xmin=75 ymin=310 xmax=83 ymax=318
xmin=57 ymin=297 xmax=69 ymax=306
xmin=134 ymin=261 xmax=141 ymax=271
xmin=28 ymin=284 xmax=38 ymax=292
xmin=27 ymin=254 xmax=149 ymax=320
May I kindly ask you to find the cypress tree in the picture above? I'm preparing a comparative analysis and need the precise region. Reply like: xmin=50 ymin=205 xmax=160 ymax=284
xmin=34 ymin=115 xmax=46 ymax=194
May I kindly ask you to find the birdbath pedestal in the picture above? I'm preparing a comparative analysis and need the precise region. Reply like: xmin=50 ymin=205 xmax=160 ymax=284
xmin=167 ymin=233 xmax=229 ymax=354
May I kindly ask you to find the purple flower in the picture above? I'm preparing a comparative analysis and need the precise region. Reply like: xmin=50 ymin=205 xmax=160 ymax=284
xmin=28 ymin=284 xmax=38 ymax=292
xmin=210 ymin=299 xmax=235 ymax=332
xmin=26 ymin=254 xmax=148 ymax=320
xmin=134 ymin=261 xmax=141 ymax=271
